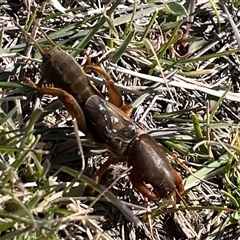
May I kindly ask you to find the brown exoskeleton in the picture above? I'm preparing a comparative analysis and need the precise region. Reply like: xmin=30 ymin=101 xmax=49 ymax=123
xmin=14 ymin=19 xmax=184 ymax=201
xmin=85 ymin=95 xmax=184 ymax=201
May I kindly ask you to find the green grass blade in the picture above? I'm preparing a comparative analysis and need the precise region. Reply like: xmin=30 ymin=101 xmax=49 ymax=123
xmin=110 ymin=30 xmax=135 ymax=65
xmin=71 ymin=0 xmax=122 ymax=57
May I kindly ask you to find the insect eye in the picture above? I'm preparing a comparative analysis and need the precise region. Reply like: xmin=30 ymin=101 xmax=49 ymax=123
xmin=122 ymin=125 xmax=137 ymax=139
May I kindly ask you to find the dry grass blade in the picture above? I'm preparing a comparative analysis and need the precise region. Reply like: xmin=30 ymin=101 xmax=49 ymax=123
xmin=1 ymin=0 xmax=240 ymax=239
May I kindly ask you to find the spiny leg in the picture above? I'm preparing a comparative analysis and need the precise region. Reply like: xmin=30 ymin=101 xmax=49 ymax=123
xmin=172 ymin=169 xmax=184 ymax=195
xmin=129 ymin=171 xmax=159 ymax=202
xmin=85 ymin=63 xmax=121 ymax=105
xmin=93 ymin=154 xmax=123 ymax=183
xmin=85 ymin=57 xmax=133 ymax=116
xmin=26 ymin=77 xmax=87 ymax=132
xmin=93 ymin=159 xmax=112 ymax=184
xmin=89 ymin=155 xmax=119 ymax=195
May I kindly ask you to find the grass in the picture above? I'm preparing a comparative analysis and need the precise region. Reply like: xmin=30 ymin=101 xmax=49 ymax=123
xmin=0 ymin=0 xmax=240 ymax=239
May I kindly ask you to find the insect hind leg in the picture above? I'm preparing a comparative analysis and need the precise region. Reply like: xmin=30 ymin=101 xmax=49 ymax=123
xmin=25 ymin=77 xmax=87 ymax=132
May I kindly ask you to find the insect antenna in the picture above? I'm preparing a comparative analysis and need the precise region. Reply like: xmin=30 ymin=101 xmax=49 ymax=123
xmin=9 ymin=11 xmax=58 ymax=56
xmin=10 ymin=17 xmax=45 ymax=56
xmin=33 ymin=20 xmax=56 ymax=47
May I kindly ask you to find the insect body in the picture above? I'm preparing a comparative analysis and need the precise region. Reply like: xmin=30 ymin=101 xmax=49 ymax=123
xmin=85 ymin=95 xmax=137 ymax=157
xmin=16 ymin=20 xmax=184 ymax=201
xmin=127 ymin=134 xmax=183 ymax=201
xmin=84 ymin=95 xmax=184 ymax=200
xmin=41 ymin=47 xmax=100 ymax=108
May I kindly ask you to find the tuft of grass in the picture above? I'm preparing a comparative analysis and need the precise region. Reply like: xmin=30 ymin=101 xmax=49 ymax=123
xmin=1 ymin=0 xmax=240 ymax=239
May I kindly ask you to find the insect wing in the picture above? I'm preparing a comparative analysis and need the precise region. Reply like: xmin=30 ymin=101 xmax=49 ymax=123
xmin=85 ymin=95 xmax=137 ymax=152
